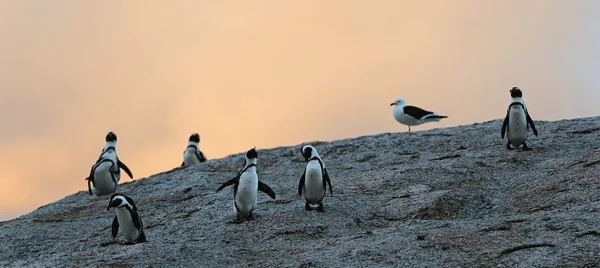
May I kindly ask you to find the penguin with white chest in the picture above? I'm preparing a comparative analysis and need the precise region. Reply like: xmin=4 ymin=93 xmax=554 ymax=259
xmin=501 ymin=87 xmax=538 ymax=150
xmin=298 ymin=145 xmax=333 ymax=212
xmin=181 ymin=133 xmax=207 ymax=166
xmin=106 ymin=193 xmax=147 ymax=244
xmin=216 ymin=148 xmax=276 ymax=223
xmin=85 ymin=132 xmax=134 ymax=196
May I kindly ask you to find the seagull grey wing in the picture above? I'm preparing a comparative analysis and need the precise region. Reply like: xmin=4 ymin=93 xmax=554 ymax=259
xmin=403 ymin=105 xmax=434 ymax=120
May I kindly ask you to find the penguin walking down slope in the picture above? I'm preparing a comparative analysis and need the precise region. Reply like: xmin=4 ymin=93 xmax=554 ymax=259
xmin=501 ymin=87 xmax=538 ymax=150
xmin=216 ymin=148 xmax=276 ymax=223
xmin=85 ymin=132 xmax=134 ymax=196
xmin=181 ymin=133 xmax=207 ymax=166
xmin=106 ymin=193 xmax=147 ymax=244
xmin=298 ymin=145 xmax=333 ymax=213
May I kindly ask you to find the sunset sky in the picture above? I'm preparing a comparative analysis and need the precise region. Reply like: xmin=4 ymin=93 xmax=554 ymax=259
xmin=1 ymin=0 xmax=599 ymax=221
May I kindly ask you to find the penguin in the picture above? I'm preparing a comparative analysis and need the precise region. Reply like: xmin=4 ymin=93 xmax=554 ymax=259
xmin=106 ymin=193 xmax=147 ymax=244
xmin=391 ymin=98 xmax=448 ymax=132
xmin=298 ymin=145 xmax=333 ymax=213
xmin=501 ymin=87 xmax=538 ymax=150
xmin=85 ymin=132 xmax=134 ymax=196
xmin=216 ymin=147 xmax=276 ymax=223
xmin=181 ymin=133 xmax=207 ymax=166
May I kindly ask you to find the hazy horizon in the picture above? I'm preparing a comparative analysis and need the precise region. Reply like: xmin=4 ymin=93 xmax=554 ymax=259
xmin=1 ymin=0 xmax=600 ymax=221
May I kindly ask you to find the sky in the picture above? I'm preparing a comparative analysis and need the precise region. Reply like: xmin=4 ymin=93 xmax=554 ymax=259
xmin=1 ymin=0 xmax=599 ymax=221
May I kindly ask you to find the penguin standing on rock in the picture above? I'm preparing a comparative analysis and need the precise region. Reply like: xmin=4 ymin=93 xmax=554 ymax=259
xmin=216 ymin=148 xmax=276 ymax=223
xmin=106 ymin=193 xmax=147 ymax=244
xmin=501 ymin=87 xmax=538 ymax=150
xmin=181 ymin=133 xmax=207 ymax=166
xmin=85 ymin=132 xmax=134 ymax=196
xmin=298 ymin=145 xmax=333 ymax=212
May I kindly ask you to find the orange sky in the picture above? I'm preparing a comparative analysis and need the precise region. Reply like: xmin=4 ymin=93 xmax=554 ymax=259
xmin=1 ymin=0 xmax=599 ymax=220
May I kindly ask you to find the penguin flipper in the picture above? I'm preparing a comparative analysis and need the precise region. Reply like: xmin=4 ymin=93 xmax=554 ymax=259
xmin=258 ymin=181 xmax=276 ymax=199
xmin=181 ymin=161 xmax=185 ymax=167
xmin=525 ymin=111 xmax=538 ymax=136
xmin=137 ymin=230 xmax=147 ymax=243
xmin=196 ymin=150 xmax=207 ymax=163
xmin=117 ymin=159 xmax=134 ymax=179
xmin=87 ymin=177 xmax=93 ymax=196
xmin=501 ymin=111 xmax=509 ymax=139
xmin=298 ymin=171 xmax=306 ymax=197
xmin=125 ymin=206 xmax=142 ymax=230
xmin=323 ymin=168 xmax=333 ymax=196
xmin=111 ymin=216 xmax=119 ymax=238
xmin=216 ymin=177 xmax=238 ymax=192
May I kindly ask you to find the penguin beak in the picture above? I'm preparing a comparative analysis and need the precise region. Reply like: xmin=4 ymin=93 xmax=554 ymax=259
xmin=107 ymin=200 xmax=120 ymax=210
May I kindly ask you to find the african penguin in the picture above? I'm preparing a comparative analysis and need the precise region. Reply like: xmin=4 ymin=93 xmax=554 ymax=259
xmin=181 ymin=133 xmax=207 ymax=166
xmin=298 ymin=145 xmax=333 ymax=213
xmin=106 ymin=193 xmax=147 ymax=244
xmin=501 ymin=87 xmax=538 ymax=150
xmin=85 ymin=132 xmax=134 ymax=196
xmin=216 ymin=147 xmax=276 ymax=223
xmin=391 ymin=98 xmax=448 ymax=132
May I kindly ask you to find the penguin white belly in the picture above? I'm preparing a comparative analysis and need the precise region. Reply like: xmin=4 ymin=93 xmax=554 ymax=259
xmin=94 ymin=162 xmax=116 ymax=196
xmin=116 ymin=208 xmax=140 ymax=242
xmin=304 ymin=163 xmax=325 ymax=204
xmin=507 ymin=107 xmax=528 ymax=147
xmin=235 ymin=171 xmax=258 ymax=215
xmin=183 ymin=149 xmax=200 ymax=166
xmin=393 ymin=107 xmax=422 ymax=126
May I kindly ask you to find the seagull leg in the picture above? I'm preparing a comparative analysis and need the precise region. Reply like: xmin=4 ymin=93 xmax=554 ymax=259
xmin=408 ymin=126 xmax=411 ymax=132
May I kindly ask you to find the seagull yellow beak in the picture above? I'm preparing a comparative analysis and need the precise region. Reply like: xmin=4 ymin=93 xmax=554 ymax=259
xmin=390 ymin=102 xmax=395 ymax=106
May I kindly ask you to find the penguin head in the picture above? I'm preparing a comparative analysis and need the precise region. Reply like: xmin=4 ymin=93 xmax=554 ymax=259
xmin=300 ymin=145 xmax=319 ymax=161
xmin=510 ymin=87 xmax=523 ymax=98
xmin=105 ymin=132 xmax=117 ymax=142
xmin=245 ymin=147 xmax=257 ymax=159
xmin=390 ymin=98 xmax=406 ymax=107
xmin=107 ymin=193 xmax=131 ymax=210
xmin=189 ymin=133 xmax=200 ymax=143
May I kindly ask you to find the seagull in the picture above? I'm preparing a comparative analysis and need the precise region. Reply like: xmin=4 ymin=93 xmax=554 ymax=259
xmin=390 ymin=98 xmax=448 ymax=132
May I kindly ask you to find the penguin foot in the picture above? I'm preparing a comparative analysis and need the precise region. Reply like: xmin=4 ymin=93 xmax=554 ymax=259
xmin=121 ymin=241 xmax=136 ymax=246
xmin=305 ymin=201 xmax=314 ymax=211
xmin=522 ymin=143 xmax=532 ymax=151
xmin=316 ymin=203 xmax=325 ymax=213
xmin=506 ymin=142 xmax=513 ymax=150
xmin=247 ymin=212 xmax=255 ymax=221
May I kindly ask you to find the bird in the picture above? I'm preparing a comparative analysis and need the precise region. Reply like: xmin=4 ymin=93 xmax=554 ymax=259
xmin=85 ymin=132 xmax=133 ymax=196
xmin=298 ymin=145 xmax=333 ymax=213
xmin=216 ymin=147 xmax=276 ymax=223
xmin=181 ymin=133 xmax=207 ymax=166
xmin=390 ymin=98 xmax=448 ymax=132
xmin=106 ymin=193 xmax=147 ymax=244
xmin=501 ymin=87 xmax=538 ymax=150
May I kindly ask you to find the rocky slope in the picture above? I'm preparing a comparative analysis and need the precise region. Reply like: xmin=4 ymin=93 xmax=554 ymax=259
xmin=1 ymin=117 xmax=599 ymax=267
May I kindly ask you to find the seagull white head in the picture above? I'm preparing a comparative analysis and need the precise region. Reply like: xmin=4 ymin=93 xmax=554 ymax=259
xmin=390 ymin=98 xmax=406 ymax=106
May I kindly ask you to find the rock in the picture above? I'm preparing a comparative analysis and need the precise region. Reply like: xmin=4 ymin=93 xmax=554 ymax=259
xmin=1 ymin=117 xmax=600 ymax=267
